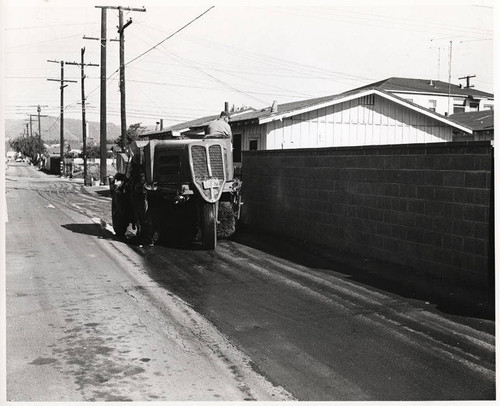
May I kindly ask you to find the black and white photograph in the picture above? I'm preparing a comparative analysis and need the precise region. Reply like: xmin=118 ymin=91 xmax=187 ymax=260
xmin=1 ymin=0 xmax=496 ymax=402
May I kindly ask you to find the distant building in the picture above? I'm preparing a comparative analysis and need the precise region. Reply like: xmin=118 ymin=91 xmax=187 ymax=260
xmin=353 ymin=77 xmax=494 ymax=116
xmin=449 ymin=110 xmax=494 ymax=141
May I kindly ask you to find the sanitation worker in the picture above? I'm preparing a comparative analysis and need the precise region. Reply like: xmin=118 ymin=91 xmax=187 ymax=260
xmin=205 ymin=111 xmax=232 ymax=139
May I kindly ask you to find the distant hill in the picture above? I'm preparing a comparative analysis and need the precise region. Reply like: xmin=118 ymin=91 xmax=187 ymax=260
xmin=5 ymin=116 xmax=122 ymax=147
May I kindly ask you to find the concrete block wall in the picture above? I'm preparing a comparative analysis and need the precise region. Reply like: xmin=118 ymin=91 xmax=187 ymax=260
xmin=241 ymin=141 xmax=493 ymax=288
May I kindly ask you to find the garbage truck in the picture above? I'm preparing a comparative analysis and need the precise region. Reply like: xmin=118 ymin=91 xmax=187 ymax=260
xmin=109 ymin=132 xmax=242 ymax=249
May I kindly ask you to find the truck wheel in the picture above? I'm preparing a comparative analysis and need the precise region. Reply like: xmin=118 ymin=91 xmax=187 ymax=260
xmin=217 ymin=201 xmax=236 ymax=239
xmin=112 ymin=196 xmax=128 ymax=238
xmin=200 ymin=202 xmax=217 ymax=250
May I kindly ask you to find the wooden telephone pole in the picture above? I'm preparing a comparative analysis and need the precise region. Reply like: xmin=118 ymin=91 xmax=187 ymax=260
xmin=91 ymin=5 xmax=146 ymax=184
xmin=47 ymin=60 xmax=77 ymax=176
xmin=29 ymin=105 xmax=48 ymax=138
xmin=66 ymin=48 xmax=99 ymax=186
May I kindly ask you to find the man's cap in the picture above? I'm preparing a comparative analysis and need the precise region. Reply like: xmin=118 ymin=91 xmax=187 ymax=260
xmin=220 ymin=111 xmax=230 ymax=118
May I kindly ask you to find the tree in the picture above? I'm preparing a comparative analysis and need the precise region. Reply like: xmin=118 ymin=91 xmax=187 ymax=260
xmin=9 ymin=135 xmax=45 ymax=165
xmin=114 ymin=122 xmax=147 ymax=151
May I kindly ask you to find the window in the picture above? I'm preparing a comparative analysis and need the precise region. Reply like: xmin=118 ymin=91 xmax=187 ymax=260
xmin=453 ymin=98 xmax=465 ymax=114
xmin=428 ymin=100 xmax=437 ymax=112
xmin=249 ymin=139 xmax=258 ymax=151
xmin=469 ymin=101 xmax=479 ymax=112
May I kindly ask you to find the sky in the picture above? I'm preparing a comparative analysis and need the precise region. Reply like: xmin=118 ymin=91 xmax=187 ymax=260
xmin=1 ymin=0 xmax=495 ymax=134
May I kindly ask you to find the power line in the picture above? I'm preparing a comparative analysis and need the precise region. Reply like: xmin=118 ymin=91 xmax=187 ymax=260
xmin=121 ymin=6 xmax=214 ymax=70
xmin=5 ymin=22 xmax=98 ymax=31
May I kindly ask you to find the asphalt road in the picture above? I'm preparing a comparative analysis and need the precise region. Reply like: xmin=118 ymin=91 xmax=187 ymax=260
xmin=5 ymin=162 xmax=496 ymax=401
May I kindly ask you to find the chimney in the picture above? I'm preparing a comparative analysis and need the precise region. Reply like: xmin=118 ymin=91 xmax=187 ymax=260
xmin=224 ymin=102 xmax=229 ymax=113
xmin=429 ymin=79 xmax=433 ymax=86
xmin=160 ymin=119 xmax=164 ymax=130
xmin=271 ymin=100 xmax=278 ymax=113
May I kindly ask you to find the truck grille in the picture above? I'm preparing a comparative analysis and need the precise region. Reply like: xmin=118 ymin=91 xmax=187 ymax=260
xmin=155 ymin=153 xmax=180 ymax=183
xmin=209 ymin=145 xmax=224 ymax=178
xmin=192 ymin=145 xmax=209 ymax=179
xmin=190 ymin=143 xmax=226 ymax=203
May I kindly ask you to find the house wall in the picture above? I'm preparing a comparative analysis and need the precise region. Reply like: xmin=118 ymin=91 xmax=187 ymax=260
xmin=241 ymin=141 xmax=493 ymax=288
xmin=236 ymin=123 xmax=267 ymax=152
xmin=265 ymin=95 xmax=453 ymax=150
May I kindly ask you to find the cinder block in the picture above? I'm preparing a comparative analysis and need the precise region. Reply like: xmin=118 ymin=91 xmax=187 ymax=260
xmin=400 ymin=184 xmax=417 ymax=198
xmin=463 ymin=237 xmax=487 ymax=256
xmin=390 ymin=224 xmax=407 ymax=239
xmin=425 ymin=171 xmax=444 ymax=186
xmin=474 ymin=156 xmax=492 ymax=171
xmin=406 ymin=228 xmax=425 ymax=243
xmin=443 ymin=172 xmax=465 ymax=187
xmin=442 ymin=234 xmax=464 ymax=251
xmin=434 ymin=187 xmax=455 ymax=203
xmin=465 ymin=172 xmax=487 ymax=188
xmin=453 ymin=220 xmax=474 ymax=236
xmin=453 ymin=188 xmax=475 ymax=204
xmin=463 ymin=205 xmax=487 ymax=223
xmin=423 ymin=231 xmax=443 ymax=248
xmin=473 ymin=222 xmax=489 ymax=240
xmin=407 ymin=199 xmax=425 ymax=214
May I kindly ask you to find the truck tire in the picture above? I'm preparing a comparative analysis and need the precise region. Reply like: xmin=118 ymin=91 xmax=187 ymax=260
xmin=217 ymin=201 xmax=236 ymax=239
xmin=200 ymin=201 xmax=217 ymax=250
xmin=112 ymin=196 xmax=128 ymax=238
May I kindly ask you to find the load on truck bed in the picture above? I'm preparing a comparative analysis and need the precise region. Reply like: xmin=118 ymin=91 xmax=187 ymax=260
xmin=110 ymin=133 xmax=242 ymax=249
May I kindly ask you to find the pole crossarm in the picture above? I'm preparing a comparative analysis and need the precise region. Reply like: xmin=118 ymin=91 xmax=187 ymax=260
xmin=83 ymin=35 xmax=119 ymax=42
xmin=47 ymin=79 xmax=77 ymax=83
xmin=96 ymin=5 xmax=146 ymax=11
xmin=66 ymin=62 xmax=100 ymax=67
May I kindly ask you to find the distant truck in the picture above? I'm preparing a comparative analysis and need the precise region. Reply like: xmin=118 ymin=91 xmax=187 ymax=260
xmin=109 ymin=132 xmax=242 ymax=249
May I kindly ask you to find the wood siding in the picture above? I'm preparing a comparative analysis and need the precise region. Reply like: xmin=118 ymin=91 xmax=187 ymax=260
xmin=266 ymin=94 xmax=453 ymax=150
xmin=240 ymin=123 xmax=266 ymax=151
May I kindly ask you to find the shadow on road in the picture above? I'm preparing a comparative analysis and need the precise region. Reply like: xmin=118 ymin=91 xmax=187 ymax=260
xmin=232 ymin=229 xmax=495 ymax=322
xmin=95 ymin=189 xmax=112 ymax=198
xmin=61 ymin=223 xmax=111 ymax=238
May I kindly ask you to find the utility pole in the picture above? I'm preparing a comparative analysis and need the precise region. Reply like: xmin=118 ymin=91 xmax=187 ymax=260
xmin=29 ymin=105 xmax=49 ymax=138
xmin=447 ymin=40 xmax=452 ymax=116
xmin=36 ymin=105 xmax=47 ymax=138
xmin=459 ymin=75 xmax=476 ymax=89
xmin=29 ymin=114 xmax=33 ymax=137
xmin=66 ymin=48 xmax=99 ymax=186
xmin=94 ymin=6 xmax=145 ymax=152
xmin=90 ymin=5 xmax=145 ymax=183
xmin=47 ymin=60 xmax=77 ymax=176
xmin=117 ymin=6 xmax=146 ymax=149
xmin=98 ymin=6 xmax=108 ymax=185
xmin=119 ymin=8 xmax=132 ymax=149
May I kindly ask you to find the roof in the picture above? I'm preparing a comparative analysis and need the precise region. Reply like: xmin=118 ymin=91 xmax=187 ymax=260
xmin=152 ymin=79 xmax=480 ymax=136
xmin=448 ymin=110 xmax=494 ymax=131
xmin=230 ymin=87 xmax=473 ymax=134
xmin=162 ymin=114 xmax=219 ymax=132
xmin=352 ymin=77 xmax=493 ymax=99
xmin=229 ymin=94 xmax=341 ymax=123
xmin=144 ymin=107 xmax=259 ymax=136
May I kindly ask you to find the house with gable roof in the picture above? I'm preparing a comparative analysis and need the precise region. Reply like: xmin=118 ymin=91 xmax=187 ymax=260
xmin=227 ymin=87 xmax=474 ymax=164
xmin=353 ymin=77 xmax=494 ymax=116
